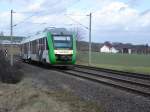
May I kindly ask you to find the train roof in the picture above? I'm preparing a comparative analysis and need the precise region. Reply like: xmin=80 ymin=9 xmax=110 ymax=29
xmin=21 ymin=28 xmax=74 ymax=44
xmin=46 ymin=28 xmax=72 ymax=35
xmin=21 ymin=33 xmax=45 ymax=44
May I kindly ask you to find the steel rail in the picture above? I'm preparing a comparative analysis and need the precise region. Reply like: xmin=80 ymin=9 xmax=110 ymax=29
xmin=75 ymin=65 xmax=150 ymax=80
xmin=61 ymin=70 xmax=150 ymax=98
xmin=72 ymin=69 xmax=150 ymax=88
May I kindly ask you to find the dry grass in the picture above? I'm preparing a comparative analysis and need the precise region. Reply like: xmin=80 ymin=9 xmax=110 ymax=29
xmin=0 ymin=78 xmax=102 ymax=112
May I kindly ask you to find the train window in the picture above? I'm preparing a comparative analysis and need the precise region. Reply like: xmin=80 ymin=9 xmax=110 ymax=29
xmin=43 ymin=37 xmax=46 ymax=50
xmin=24 ymin=43 xmax=28 ymax=54
xmin=31 ymin=40 xmax=37 ymax=54
xmin=39 ymin=39 xmax=41 ymax=50
xmin=46 ymin=38 xmax=49 ymax=50
xmin=30 ymin=41 xmax=32 ymax=53
xmin=53 ymin=36 xmax=73 ymax=49
xmin=42 ymin=38 xmax=44 ymax=45
xmin=39 ymin=38 xmax=44 ymax=50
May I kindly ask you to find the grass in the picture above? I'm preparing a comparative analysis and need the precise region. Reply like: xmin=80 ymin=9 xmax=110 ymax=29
xmin=76 ymin=51 xmax=150 ymax=74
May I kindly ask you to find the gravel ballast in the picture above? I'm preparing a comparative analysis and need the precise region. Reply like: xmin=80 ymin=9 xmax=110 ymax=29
xmin=21 ymin=63 xmax=150 ymax=112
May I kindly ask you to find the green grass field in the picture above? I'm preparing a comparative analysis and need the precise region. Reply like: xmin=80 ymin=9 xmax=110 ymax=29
xmin=76 ymin=51 xmax=150 ymax=75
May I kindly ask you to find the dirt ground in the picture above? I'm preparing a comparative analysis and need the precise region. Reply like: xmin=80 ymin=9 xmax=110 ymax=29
xmin=0 ymin=56 xmax=102 ymax=112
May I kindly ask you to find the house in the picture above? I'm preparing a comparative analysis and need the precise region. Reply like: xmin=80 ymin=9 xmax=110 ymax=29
xmin=100 ymin=42 xmax=118 ymax=53
xmin=100 ymin=42 xmax=150 ymax=54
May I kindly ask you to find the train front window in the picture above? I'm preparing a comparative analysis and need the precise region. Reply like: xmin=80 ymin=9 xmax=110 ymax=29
xmin=53 ymin=36 xmax=72 ymax=49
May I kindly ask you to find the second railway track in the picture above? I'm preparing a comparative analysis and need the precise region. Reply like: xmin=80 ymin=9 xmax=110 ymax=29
xmin=75 ymin=65 xmax=150 ymax=80
xmin=58 ymin=66 xmax=150 ymax=98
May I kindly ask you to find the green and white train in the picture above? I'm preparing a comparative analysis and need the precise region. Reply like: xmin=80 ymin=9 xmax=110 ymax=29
xmin=20 ymin=28 xmax=76 ymax=65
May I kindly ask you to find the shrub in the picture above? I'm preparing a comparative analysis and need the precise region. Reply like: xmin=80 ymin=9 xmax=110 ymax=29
xmin=0 ymin=51 xmax=23 ymax=84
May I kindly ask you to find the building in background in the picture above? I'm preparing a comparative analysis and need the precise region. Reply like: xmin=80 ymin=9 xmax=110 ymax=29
xmin=0 ymin=36 xmax=25 ymax=56
xmin=100 ymin=42 xmax=119 ymax=53
xmin=100 ymin=41 xmax=149 ymax=54
xmin=76 ymin=40 xmax=149 ymax=55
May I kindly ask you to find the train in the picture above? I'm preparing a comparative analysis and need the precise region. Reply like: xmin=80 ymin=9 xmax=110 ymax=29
xmin=20 ymin=28 xmax=76 ymax=65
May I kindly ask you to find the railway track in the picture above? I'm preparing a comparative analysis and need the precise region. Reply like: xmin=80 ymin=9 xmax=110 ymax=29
xmin=59 ymin=65 xmax=150 ymax=98
xmin=24 ymin=61 xmax=150 ymax=98
xmin=75 ymin=65 xmax=150 ymax=80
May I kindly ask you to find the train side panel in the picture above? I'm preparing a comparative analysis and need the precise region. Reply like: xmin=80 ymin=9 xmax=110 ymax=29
xmin=21 ymin=37 xmax=50 ymax=63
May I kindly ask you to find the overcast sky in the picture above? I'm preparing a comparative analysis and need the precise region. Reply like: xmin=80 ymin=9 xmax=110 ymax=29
xmin=0 ymin=0 xmax=150 ymax=44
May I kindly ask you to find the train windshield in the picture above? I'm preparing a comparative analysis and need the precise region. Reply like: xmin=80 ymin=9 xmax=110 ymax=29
xmin=53 ymin=36 xmax=72 ymax=49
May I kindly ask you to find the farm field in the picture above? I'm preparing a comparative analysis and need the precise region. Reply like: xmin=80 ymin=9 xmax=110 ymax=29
xmin=76 ymin=51 xmax=150 ymax=75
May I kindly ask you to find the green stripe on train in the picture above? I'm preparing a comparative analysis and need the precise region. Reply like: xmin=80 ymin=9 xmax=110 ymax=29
xmin=72 ymin=33 xmax=76 ymax=64
xmin=47 ymin=32 xmax=56 ymax=64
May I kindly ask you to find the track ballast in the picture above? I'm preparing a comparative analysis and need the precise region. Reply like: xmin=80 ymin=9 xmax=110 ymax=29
xmin=59 ymin=65 xmax=150 ymax=98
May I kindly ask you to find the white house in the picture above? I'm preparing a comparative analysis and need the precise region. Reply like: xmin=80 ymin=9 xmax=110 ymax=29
xmin=100 ymin=42 xmax=118 ymax=53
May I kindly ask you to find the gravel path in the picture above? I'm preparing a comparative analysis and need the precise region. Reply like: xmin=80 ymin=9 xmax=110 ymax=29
xmin=21 ymin=63 xmax=150 ymax=112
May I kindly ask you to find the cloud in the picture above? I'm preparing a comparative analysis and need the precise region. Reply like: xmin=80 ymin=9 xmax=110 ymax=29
xmin=91 ymin=1 xmax=150 ymax=32
xmin=77 ymin=1 xmax=150 ymax=44
xmin=0 ymin=11 xmax=10 ymax=28
xmin=92 ymin=2 xmax=137 ymax=29
xmin=26 ymin=0 xmax=45 ymax=12
xmin=0 ymin=0 xmax=150 ymax=44
xmin=139 ymin=11 xmax=150 ymax=27
xmin=0 ymin=0 xmax=79 ymax=35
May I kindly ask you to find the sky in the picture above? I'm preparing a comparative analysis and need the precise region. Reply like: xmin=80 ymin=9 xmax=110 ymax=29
xmin=0 ymin=0 xmax=150 ymax=44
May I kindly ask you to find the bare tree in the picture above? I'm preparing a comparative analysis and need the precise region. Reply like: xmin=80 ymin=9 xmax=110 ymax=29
xmin=0 ymin=31 xmax=4 ymax=36
xmin=69 ymin=26 xmax=86 ymax=41
xmin=76 ymin=27 xmax=86 ymax=41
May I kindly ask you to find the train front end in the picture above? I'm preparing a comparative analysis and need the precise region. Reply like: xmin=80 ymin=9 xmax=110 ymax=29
xmin=47 ymin=32 xmax=76 ymax=65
